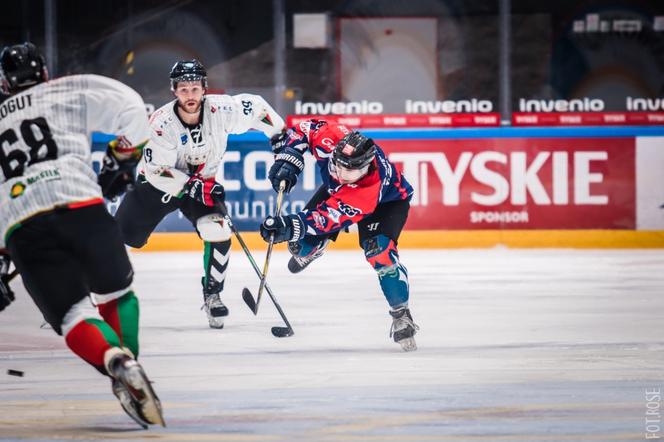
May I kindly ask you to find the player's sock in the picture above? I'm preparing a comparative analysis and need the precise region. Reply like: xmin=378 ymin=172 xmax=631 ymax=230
xmin=97 ymin=290 xmax=140 ymax=357
xmin=362 ymin=235 xmax=410 ymax=307
xmin=61 ymin=297 xmax=121 ymax=373
xmin=64 ymin=319 xmax=121 ymax=373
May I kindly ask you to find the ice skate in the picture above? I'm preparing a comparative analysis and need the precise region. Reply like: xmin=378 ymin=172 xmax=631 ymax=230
xmin=202 ymin=292 xmax=228 ymax=329
xmin=389 ymin=306 xmax=420 ymax=352
xmin=287 ymin=239 xmax=329 ymax=273
xmin=201 ymin=276 xmax=228 ymax=329
xmin=105 ymin=348 xmax=165 ymax=427
xmin=111 ymin=377 xmax=149 ymax=429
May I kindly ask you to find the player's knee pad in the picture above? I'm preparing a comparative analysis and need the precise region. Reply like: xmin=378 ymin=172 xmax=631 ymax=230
xmin=288 ymin=235 xmax=329 ymax=259
xmin=362 ymin=234 xmax=399 ymax=271
xmin=196 ymin=213 xmax=231 ymax=242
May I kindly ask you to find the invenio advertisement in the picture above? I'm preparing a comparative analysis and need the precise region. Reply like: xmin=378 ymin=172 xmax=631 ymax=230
xmin=94 ymin=131 xmax=664 ymax=232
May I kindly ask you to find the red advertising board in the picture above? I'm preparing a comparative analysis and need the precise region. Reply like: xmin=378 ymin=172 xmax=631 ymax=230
xmin=287 ymin=113 xmax=501 ymax=128
xmin=512 ymin=112 xmax=664 ymax=126
xmin=375 ymin=137 xmax=635 ymax=230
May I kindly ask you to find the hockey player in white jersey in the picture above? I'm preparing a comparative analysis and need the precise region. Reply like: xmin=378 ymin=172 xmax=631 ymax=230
xmin=115 ymin=59 xmax=285 ymax=329
xmin=0 ymin=42 xmax=164 ymax=428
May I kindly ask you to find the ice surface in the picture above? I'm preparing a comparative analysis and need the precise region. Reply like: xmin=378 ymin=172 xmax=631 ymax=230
xmin=1 ymin=248 xmax=663 ymax=441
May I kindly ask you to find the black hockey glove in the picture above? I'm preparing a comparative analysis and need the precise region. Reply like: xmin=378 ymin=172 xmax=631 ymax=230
xmin=184 ymin=174 xmax=225 ymax=207
xmin=268 ymin=147 xmax=304 ymax=193
xmin=98 ymin=145 xmax=140 ymax=200
xmin=260 ymin=215 xmax=304 ymax=244
xmin=0 ymin=254 xmax=15 ymax=313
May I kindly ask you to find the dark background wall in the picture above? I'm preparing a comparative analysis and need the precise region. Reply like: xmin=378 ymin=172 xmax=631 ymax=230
xmin=2 ymin=0 xmax=663 ymax=113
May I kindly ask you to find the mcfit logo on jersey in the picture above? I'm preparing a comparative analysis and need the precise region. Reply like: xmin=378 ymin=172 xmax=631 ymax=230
xmin=10 ymin=182 xmax=26 ymax=199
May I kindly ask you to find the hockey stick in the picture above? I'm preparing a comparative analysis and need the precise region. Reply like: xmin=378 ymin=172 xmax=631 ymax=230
xmin=246 ymin=180 xmax=286 ymax=315
xmin=215 ymin=200 xmax=294 ymax=338
xmin=6 ymin=269 xmax=18 ymax=282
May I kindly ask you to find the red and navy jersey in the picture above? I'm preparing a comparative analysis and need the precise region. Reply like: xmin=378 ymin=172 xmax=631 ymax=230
xmin=282 ymin=120 xmax=413 ymax=236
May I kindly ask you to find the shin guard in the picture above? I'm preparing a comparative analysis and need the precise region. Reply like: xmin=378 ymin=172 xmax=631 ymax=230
xmin=362 ymin=235 xmax=409 ymax=308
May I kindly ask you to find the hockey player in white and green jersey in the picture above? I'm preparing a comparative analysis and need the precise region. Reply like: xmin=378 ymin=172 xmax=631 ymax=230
xmin=0 ymin=42 xmax=164 ymax=428
xmin=115 ymin=59 xmax=285 ymax=329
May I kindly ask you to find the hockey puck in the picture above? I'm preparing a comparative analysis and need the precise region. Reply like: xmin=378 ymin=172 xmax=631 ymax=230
xmin=7 ymin=369 xmax=24 ymax=377
xmin=271 ymin=326 xmax=294 ymax=338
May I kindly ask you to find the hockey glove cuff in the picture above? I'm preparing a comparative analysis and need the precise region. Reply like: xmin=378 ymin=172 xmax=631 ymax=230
xmin=269 ymin=130 xmax=289 ymax=154
xmin=260 ymin=215 xmax=304 ymax=244
xmin=108 ymin=136 xmax=147 ymax=161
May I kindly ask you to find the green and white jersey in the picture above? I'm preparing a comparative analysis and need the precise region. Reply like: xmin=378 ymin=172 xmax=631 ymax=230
xmin=141 ymin=94 xmax=285 ymax=196
xmin=0 ymin=74 xmax=149 ymax=247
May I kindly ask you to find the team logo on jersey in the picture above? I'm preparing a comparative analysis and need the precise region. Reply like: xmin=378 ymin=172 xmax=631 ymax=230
xmin=10 ymin=182 xmax=26 ymax=199
xmin=311 ymin=211 xmax=327 ymax=230
xmin=189 ymin=126 xmax=203 ymax=144
xmin=181 ymin=133 xmax=188 ymax=145
xmin=338 ymin=202 xmax=362 ymax=217
xmin=327 ymin=207 xmax=342 ymax=223
xmin=259 ymin=111 xmax=273 ymax=126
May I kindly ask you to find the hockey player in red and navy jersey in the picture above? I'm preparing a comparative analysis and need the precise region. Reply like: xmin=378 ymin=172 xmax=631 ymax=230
xmin=260 ymin=119 xmax=419 ymax=351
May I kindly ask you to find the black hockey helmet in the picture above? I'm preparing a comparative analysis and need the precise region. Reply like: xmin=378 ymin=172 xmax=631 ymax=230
xmin=332 ymin=131 xmax=376 ymax=170
xmin=169 ymin=59 xmax=207 ymax=90
xmin=0 ymin=42 xmax=48 ymax=95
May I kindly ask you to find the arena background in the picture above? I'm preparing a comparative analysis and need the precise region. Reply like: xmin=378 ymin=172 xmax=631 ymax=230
xmin=2 ymin=0 xmax=664 ymax=249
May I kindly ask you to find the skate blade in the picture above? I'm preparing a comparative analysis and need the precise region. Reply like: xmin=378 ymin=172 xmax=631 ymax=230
xmin=398 ymin=337 xmax=418 ymax=352
xmin=114 ymin=384 xmax=149 ymax=429
xmin=126 ymin=368 xmax=166 ymax=427
xmin=119 ymin=399 xmax=149 ymax=429
xmin=207 ymin=317 xmax=225 ymax=329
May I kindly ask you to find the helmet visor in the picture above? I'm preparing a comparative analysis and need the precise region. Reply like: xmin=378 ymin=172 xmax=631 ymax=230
xmin=329 ymin=161 xmax=370 ymax=184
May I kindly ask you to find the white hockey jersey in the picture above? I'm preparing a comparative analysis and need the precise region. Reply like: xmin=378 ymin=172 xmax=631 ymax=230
xmin=141 ymin=94 xmax=285 ymax=196
xmin=0 ymin=74 xmax=149 ymax=248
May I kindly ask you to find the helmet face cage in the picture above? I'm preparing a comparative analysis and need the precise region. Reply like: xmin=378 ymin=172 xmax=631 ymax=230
xmin=0 ymin=42 xmax=47 ymax=95
xmin=169 ymin=60 xmax=208 ymax=91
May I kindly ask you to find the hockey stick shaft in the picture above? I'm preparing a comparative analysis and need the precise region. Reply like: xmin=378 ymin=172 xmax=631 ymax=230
xmin=215 ymin=201 xmax=293 ymax=332
xmin=7 ymin=269 xmax=18 ymax=282
xmin=254 ymin=180 xmax=286 ymax=313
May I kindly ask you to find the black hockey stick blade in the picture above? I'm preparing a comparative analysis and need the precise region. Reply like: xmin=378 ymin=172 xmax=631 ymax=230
xmin=242 ymin=287 xmax=258 ymax=315
xmin=271 ymin=326 xmax=294 ymax=338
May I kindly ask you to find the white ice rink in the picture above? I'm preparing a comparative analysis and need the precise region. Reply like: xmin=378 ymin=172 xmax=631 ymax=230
xmin=1 ymin=248 xmax=663 ymax=441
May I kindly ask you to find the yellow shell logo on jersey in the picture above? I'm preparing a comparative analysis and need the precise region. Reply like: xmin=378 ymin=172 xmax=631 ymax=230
xmin=10 ymin=182 xmax=26 ymax=199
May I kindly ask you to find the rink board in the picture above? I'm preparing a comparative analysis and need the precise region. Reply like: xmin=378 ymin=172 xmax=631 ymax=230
xmin=93 ymin=126 xmax=664 ymax=248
